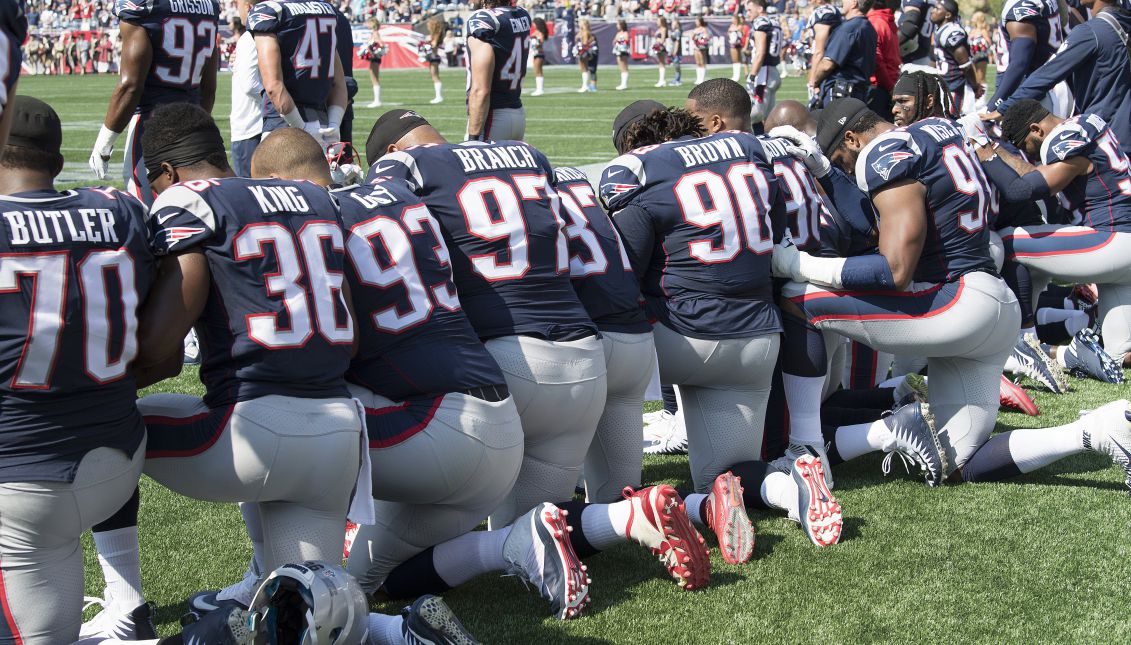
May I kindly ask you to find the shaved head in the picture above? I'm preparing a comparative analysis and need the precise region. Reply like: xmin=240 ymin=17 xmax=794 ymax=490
xmin=250 ymin=129 xmax=332 ymax=185
xmin=764 ymin=100 xmax=816 ymax=136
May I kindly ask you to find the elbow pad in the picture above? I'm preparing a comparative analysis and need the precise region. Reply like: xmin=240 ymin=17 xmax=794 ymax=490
xmin=840 ymin=254 xmax=896 ymax=291
xmin=982 ymin=155 xmax=1051 ymax=202
xmin=898 ymin=19 xmax=921 ymax=44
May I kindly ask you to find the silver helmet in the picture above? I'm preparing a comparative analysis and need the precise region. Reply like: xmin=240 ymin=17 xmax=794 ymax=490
xmin=248 ymin=561 xmax=369 ymax=645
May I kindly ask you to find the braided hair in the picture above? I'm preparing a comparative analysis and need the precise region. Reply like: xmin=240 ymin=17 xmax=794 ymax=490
xmin=892 ymin=71 xmax=955 ymax=122
xmin=621 ymin=108 xmax=706 ymax=151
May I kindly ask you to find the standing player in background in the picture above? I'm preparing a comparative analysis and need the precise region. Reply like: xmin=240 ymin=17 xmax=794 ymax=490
xmin=0 ymin=96 xmax=157 ymax=645
xmin=613 ymin=19 xmax=631 ymax=90
xmin=230 ymin=0 xmax=262 ymax=177
xmin=531 ymin=17 xmax=549 ymax=95
xmin=362 ymin=19 xmax=386 ymax=107
xmin=692 ymin=17 xmax=710 ymax=85
xmin=897 ymin=0 xmax=933 ymax=65
xmin=806 ymin=0 xmax=841 ymax=103
xmin=249 ymin=0 xmax=347 ymax=148
xmin=985 ymin=0 xmax=1064 ymax=115
xmin=88 ymin=0 xmax=220 ymax=203
xmin=728 ymin=14 xmax=746 ymax=81
xmin=747 ymin=0 xmax=782 ymax=130
xmin=0 ymin=0 xmax=27 ymax=151
xmin=931 ymin=0 xmax=982 ymax=115
xmin=333 ymin=3 xmax=357 ymax=145
xmin=465 ymin=0 xmax=531 ymax=141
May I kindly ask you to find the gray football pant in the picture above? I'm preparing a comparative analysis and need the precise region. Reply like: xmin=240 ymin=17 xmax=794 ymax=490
xmin=1000 ymin=225 xmax=1131 ymax=358
xmin=785 ymin=271 xmax=1021 ymax=471
xmin=0 ymin=442 xmax=143 ymax=645
xmin=468 ymin=107 xmax=526 ymax=142
xmin=584 ymin=331 xmax=657 ymax=503
xmin=485 ymin=334 xmax=607 ymax=527
xmin=345 ymin=386 xmax=524 ymax=592
xmin=652 ymin=323 xmax=780 ymax=493
xmin=140 ymin=394 xmax=362 ymax=573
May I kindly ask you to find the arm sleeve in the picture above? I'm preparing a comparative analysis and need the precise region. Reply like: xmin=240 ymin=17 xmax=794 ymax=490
xmin=819 ymin=167 xmax=878 ymax=235
xmin=981 ymin=155 xmax=1052 ymax=201
xmin=988 ymin=36 xmax=1037 ymax=110
xmin=995 ymin=27 xmax=1096 ymax=112
xmin=897 ymin=6 xmax=922 ymax=45
xmin=840 ymin=254 xmax=896 ymax=290
xmin=610 ymin=203 xmax=655 ymax=283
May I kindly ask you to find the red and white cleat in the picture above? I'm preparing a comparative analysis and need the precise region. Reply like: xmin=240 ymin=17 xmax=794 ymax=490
xmin=343 ymin=521 xmax=360 ymax=559
xmin=792 ymin=455 xmax=843 ymax=547
xmin=622 ymin=485 xmax=711 ymax=590
xmin=999 ymin=374 xmax=1039 ymax=416
xmin=705 ymin=471 xmax=755 ymax=565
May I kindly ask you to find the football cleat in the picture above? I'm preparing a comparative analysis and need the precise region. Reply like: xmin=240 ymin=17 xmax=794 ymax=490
xmin=343 ymin=520 xmax=360 ymax=559
xmin=705 ymin=471 xmax=755 ymax=565
xmin=622 ymin=484 xmax=710 ymax=590
xmin=790 ymin=455 xmax=842 ymax=547
xmin=771 ymin=442 xmax=834 ymax=490
xmin=642 ymin=409 xmax=668 ymax=427
xmin=1062 ymin=328 xmax=1125 ymax=384
xmin=880 ymin=401 xmax=947 ymax=487
xmin=642 ymin=410 xmax=688 ymax=455
xmin=893 ymin=372 xmax=929 ymax=408
xmin=999 ymin=374 xmax=1039 ymax=416
xmin=80 ymin=599 xmax=158 ymax=640
xmin=179 ymin=604 xmax=251 ymax=645
xmin=1011 ymin=333 xmax=1069 ymax=393
xmin=183 ymin=328 xmax=200 ymax=365
xmin=1081 ymin=399 xmax=1131 ymax=492
xmin=502 ymin=503 xmax=590 ymax=620
xmin=402 ymin=595 xmax=480 ymax=645
xmin=188 ymin=565 xmax=259 ymax=613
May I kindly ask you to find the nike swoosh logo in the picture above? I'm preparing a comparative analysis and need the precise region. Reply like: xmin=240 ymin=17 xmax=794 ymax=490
xmin=156 ymin=211 xmax=180 ymax=225
xmin=1111 ymin=438 xmax=1131 ymax=463
xmin=877 ymin=141 xmax=899 ymax=152
xmin=607 ymin=169 xmax=623 ymax=177
xmin=371 ymin=164 xmax=395 ymax=174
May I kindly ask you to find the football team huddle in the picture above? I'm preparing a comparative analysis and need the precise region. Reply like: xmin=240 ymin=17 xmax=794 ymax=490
xmin=1 ymin=0 xmax=1131 ymax=642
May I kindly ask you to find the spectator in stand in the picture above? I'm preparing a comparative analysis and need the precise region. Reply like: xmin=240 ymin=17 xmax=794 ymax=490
xmin=867 ymin=0 xmax=900 ymax=115
xmin=95 ymin=31 xmax=113 ymax=73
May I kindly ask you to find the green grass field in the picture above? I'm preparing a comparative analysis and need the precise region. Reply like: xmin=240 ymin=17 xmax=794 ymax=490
xmin=15 ymin=66 xmax=1131 ymax=643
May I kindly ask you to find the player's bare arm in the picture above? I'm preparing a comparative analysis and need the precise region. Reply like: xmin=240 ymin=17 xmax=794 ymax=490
xmin=199 ymin=45 xmax=219 ymax=112
xmin=872 ymin=179 xmax=928 ymax=290
xmin=990 ymin=142 xmax=1091 ymax=194
xmin=809 ymin=23 xmax=832 ymax=83
xmin=89 ymin=21 xmax=151 ymax=178
xmin=135 ymin=250 xmax=211 ymax=388
xmin=811 ymin=57 xmax=838 ymax=87
xmin=466 ymin=38 xmax=494 ymax=139
xmin=256 ymin=32 xmax=302 ymax=127
xmin=751 ymin=31 xmax=768 ymax=79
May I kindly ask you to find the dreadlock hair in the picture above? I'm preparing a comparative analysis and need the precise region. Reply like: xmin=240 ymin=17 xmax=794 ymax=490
xmin=893 ymin=71 xmax=954 ymax=122
xmin=621 ymin=107 xmax=706 ymax=150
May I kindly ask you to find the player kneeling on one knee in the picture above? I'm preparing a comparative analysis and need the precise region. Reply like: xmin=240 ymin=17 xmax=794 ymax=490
xmin=249 ymin=128 xmax=524 ymax=598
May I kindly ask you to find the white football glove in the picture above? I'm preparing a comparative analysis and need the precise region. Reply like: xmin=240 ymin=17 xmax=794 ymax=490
xmin=772 ymin=231 xmax=846 ymax=288
xmin=319 ymin=125 xmax=341 ymax=148
xmin=771 ymin=232 xmax=802 ymax=280
xmin=768 ymin=124 xmax=832 ymax=178
xmin=302 ymin=120 xmax=324 ymax=147
xmin=89 ymin=125 xmax=120 ymax=181
xmin=958 ymin=113 xmax=991 ymax=147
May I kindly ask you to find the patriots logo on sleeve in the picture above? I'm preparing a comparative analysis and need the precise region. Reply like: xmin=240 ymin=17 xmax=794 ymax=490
xmin=871 ymin=150 xmax=915 ymax=182
xmin=157 ymin=226 xmax=206 ymax=250
xmin=1049 ymin=136 xmax=1087 ymax=160
xmin=246 ymin=2 xmax=281 ymax=31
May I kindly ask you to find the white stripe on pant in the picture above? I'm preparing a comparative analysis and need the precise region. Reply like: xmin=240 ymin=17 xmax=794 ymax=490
xmin=344 ymin=386 xmax=524 ymax=593
xmin=0 ymin=441 xmax=144 ymax=645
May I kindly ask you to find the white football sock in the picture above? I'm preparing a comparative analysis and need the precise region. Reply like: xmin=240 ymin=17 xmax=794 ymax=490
xmin=732 ymin=62 xmax=741 ymax=80
xmin=1007 ymin=423 xmax=1086 ymax=473
xmin=239 ymin=502 xmax=265 ymax=575
xmin=620 ymin=71 xmax=628 ymax=86
xmin=581 ymin=71 xmax=590 ymax=89
xmin=1056 ymin=349 xmax=1069 ymax=369
xmin=536 ymin=76 xmax=544 ymax=92
xmin=696 ymin=66 xmax=705 ymax=84
xmin=684 ymin=493 xmax=708 ymax=527
xmin=581 ymin=501 xmax=631 ymax=550
xmin=373 ymin=85 xmax=380 ymax=103
xmin=782 ymin=374 xmax=825 ymax=445
xmin=760 ymin=471 xmax=796 ymax=515
xmin=433 ymin=81 xmax=442 ymax=100
xmin=93 ymin=527 xmax=144 ymax=609
xmin=367 ymin=612 xmax=405 ymax=645
xmin=835 ymin=420 xmax=894 ymax=461
xmin=658 ymin=68 xmax=666 ymax=84
xmin=431 ymin=526 xmax=510 ymax=588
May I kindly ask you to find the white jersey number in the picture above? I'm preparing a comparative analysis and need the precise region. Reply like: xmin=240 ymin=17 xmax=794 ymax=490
xmin=673 ymin=165 xmax=775 ymax=263
xmin=156 ymin=18 xmax=217 ymax=86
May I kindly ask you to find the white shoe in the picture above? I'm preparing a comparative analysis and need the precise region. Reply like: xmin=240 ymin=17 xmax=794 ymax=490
xmin=1081 ymin=399 xmax=1131 ymax=490
xmin=366 ymin=100 xmax=381 ymax=108
xmin=429 ymin=96 xmax=443 ymax=104
xmin=643 ymin=410 xmax=687 ymax=455
xmin=615 ymin=84 xmax=628 ymax=90
xmin=80 ymin=598 xmax=158 ymax=640
xmin=531 ymin=89 xmax=544 ymax=96
xmin=654 ymin=81 xmax=665 ymax=87
xmin=642 ymin=410 xmax=667 ymax=427
xmin=188 ymin=565 xmax=260 ymax=613
xmin=577 ymin=86 xmax=587 ymax=93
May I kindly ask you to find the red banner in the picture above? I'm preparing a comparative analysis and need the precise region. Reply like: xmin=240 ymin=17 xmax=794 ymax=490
xmin=351 ymin=23 xmax=427 ymax=70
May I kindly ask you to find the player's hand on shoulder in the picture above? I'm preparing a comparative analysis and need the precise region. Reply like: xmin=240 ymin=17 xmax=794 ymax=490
xmin=768 ymin=125 xmax=831 ymax=178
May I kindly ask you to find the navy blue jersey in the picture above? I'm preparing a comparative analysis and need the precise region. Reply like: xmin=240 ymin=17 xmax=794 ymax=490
xmin=809 ymin=4 xmax=843 ymax=30
xmin=466 ymin=5 xmax=531 ymax=110
xmin=855 ymin=118 xmax=996 ymax=283
xmin=552 ymin=167 xmax=649 ymax=333
xmin=149 ymin=178 xmax=353 ymax=408
xmin=1039 ymin=114 xmax=1131 ymax=232
xmin=757 ymin=135 xmax=829 ymax=253
xmin=336 ymin=179 xmax=506 ymax=399
xmin=933 ymin=21 xmax=970 ymax=91
xmin=822 ymin=16 xmax=876 ymax=88
xmin=599 ymin=132 xmax=785 ymax=340
xmin=0 ymin=0 xmax=26 ymax=117
xmin=0 ymin=188 xmax=155 ymax=483
xmin=999 ymin=0 xmax=1063 ymax=74
xmin=114 ymin=0 xmax=219 ymax=113
xmin=367 ymin=141 xmax=596 ymax=341
xmin=899 ymin=0 xmax=934 ymax=61
xmin=819 ymin=202 xmax=878 ymax=257
xmin=248 ymin=1 xmax=339 ymax=110
xmin=334 ymin=8 xmax=353 ymax=78
xmin=751 ymin=15 xmax=783 ymax=67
